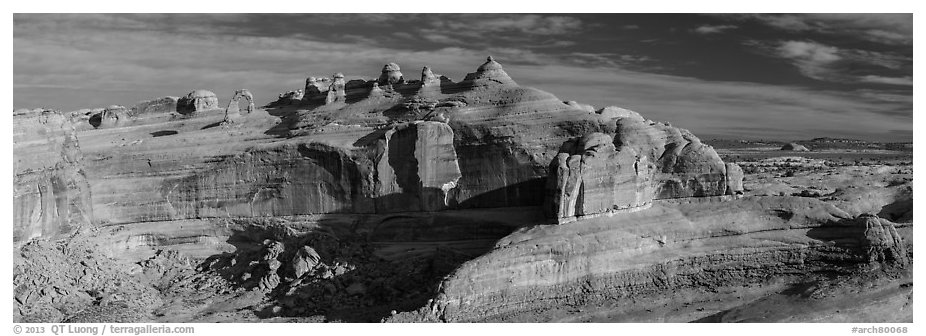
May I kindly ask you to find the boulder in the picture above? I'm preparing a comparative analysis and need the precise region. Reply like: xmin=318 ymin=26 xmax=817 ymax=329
xmin=849 ymin=214 xmax=908 ymax=267
xmin=177 ymin=90 xmax=219 ymax=114
xmin=291 ymin=246 xmax=321 ymax=279
xmin=377 ymin=63 xmax=404 ymax=86
xmin=725 ymin=162 xmax=745 ymax=197
xmin=130 ymin=96 xmax=178 ymax=117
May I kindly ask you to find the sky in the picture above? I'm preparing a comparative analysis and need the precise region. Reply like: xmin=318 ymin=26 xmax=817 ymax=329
xmin=12 ymin=13 xmax=913 ymax=141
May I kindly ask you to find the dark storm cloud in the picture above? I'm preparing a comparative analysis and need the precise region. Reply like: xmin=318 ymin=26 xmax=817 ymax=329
xmin=13 ymin=13 xmax=912 ymax=141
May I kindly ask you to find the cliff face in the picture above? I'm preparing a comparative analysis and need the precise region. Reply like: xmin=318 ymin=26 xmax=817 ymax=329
xmin=67 ymin=57 xmax=737 ymax=225
xmin=13 ymin=109 xmax=93 ymax=243
xmin=545 ymin=123 xmax=742 ymax=222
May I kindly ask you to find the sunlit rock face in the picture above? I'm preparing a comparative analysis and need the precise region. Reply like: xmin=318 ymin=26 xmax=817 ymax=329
xmin=20 ymin=56 xmax=743 ymax=226
xmin=131 ymin=96 xmax=178 ymax=116
xmin=177 ymin=89 xmax=219 ymax=114
xmin=545 ymin=121 xmax=741 ymax=222
xmin=13 ymin=109 xmax=93 ymax=243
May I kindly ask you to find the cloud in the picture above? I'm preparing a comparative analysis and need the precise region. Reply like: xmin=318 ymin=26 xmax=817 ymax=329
xmin=421 ymin=14 xmax=584 ymax=41
xmin=692 ymin=24 xmax=737 ymax=34
xmin=725 ymin=14 xmax=912 ymax=45
xmin=775 ymin=41 xmax=842 ymax=80
xmin=13 ymin=14 xmax=912 ymax=142
xmin=746 ymin=40 xmax=911 ymax=84
xmin=859 ymin=75 xmax=913 ymax=86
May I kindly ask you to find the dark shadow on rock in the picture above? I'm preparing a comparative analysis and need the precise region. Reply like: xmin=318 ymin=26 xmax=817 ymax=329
xmin=691 ymin=281 xmax=819 ymax=323
xmin=352 ymin=129 xmax=389 ymax=147
xmin=263 ymin=105 xmax=306 ymax=138
xmin=439 ymin=77 xmax=469 ymax=95
xmin=456 ymin=179 xmax=546 ymax=210
xmin=197 ymin=200 xmax=526 ymax=322
xmin=151 ymin=130 xmax=179 ymax=137
xmin=89 ymin=113 xmax=102 ymax=128
xmin=201 ymin=122 xmax=222 ymax=130
xmin=878 ymin=199 xmax=912 ymax=223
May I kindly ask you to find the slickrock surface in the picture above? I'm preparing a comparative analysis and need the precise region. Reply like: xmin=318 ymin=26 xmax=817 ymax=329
xmin=400 ymin=197 xmax=910 ymax=322
xmin=11 ymin=56 xmax=912 ymax=323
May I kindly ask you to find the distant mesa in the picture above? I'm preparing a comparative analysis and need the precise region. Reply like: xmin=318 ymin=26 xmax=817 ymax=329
xmin=177 ymin=89 xmax=219 ymax=114
xmin=781 ymin=142 xmax=810 ymax=151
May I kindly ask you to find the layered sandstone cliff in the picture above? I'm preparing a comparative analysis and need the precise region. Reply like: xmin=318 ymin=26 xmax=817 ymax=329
xmin=13 ymin=109 xmax=93 ymax=243
xmin=11 ymin=56 xmax=909 ymax=323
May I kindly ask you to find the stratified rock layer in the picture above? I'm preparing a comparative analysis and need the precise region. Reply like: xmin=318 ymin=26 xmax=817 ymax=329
xmin=12 ymin=56 xmax=908 ymax=323
xmin=13 ymin=109 xmax=93 ymax=243
xmin=420 ymin=197 xmax=905 ymax=322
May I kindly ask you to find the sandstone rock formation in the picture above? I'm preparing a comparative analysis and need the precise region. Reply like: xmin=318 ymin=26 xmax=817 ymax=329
xmin=377 ymin=63 xmax=404 ymax=86
xmin=544 ymin=133 xmax=654 ymax=221
xmin=303 ymin=77 xmax=331 ymax=102
xmin=177 ymin=90 xmax=219 ymax=114
xmin=597 ymin=106 xmax=644 ymax=122
xmin=130 ymin=96 xmax=179 ymax=117
xmin=462 ymin=56 xmax=516 ymax=86
xmin=781 ymin=142 xmax=810 ymax=151
xmin=99 ymin=105 xmax=129 ymax=128
xmin=374 ymin=121 xmax=462 ymax=212
xmin=834 ymin=214 xmax=909 ymax=268
xmin=292 ymin=246 xmax=321 ymax=279
xmin=12 ymin=56 xmax=911 ymax=323
xmin=416 ymin=196 xmax=908 ymax=322
xmin=325 ymin=73 xmax=346 ymax=104
xmin=565 ymin=101 xmax=596 ymax=113
xmin=725 ymin=162 xmax=745 ymax=197
xmin=13 ymin=109 xmax=93 ymax=244
xmin=223 ymin=89 xmax=255 ymax=123
xmin=545 ymin=120 xmax=742 ymax=221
